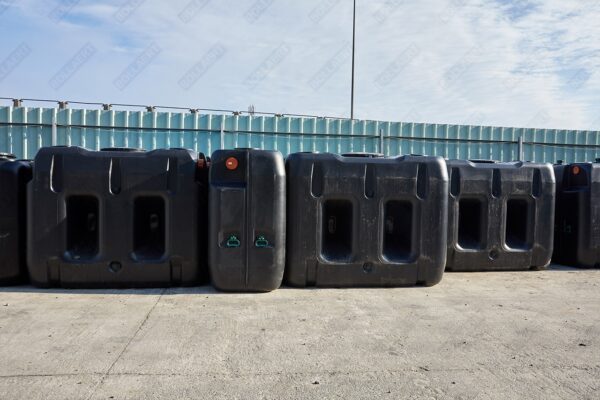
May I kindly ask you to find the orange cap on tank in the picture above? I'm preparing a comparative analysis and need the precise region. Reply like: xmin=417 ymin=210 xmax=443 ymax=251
xmin=225 ymin=157 xmax=238 ymax=170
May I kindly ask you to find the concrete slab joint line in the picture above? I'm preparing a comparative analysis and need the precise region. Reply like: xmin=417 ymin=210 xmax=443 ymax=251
xmin=84 ymin=289 xmax=165 ymax=400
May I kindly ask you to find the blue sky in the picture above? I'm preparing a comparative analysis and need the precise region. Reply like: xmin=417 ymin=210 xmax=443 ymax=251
xmin=0 ymin=0 xmax=599 ymax=129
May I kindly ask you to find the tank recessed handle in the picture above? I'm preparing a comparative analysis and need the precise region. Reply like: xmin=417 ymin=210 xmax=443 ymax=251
xmin=100 ymin=147 xmax=145 ymax=152
xmin=0 ymin=153 xmax=16 ymax=160
xmin=342 ymin=152 xmax=384 ymax=158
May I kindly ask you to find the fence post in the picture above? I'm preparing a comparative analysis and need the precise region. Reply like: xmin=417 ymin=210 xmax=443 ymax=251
xmin=220 ymin=116 xmax=225 ymax=150
xmin=51 ymin=109 xmax=57 ymax=146
xmin=518 ymin=135 xmax=523 ymax=161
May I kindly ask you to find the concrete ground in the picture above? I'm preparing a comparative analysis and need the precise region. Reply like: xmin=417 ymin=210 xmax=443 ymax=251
xmin=0 ymin=266 xmax=598 ymax=400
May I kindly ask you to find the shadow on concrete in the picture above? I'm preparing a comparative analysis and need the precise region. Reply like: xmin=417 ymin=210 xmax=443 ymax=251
xmin=546 ymin=264 xmax=594 ymax=271
xmin=444 ymin=264 xmax=593 ymax=273
xmin=0 ymin=264 xmax=594 ymax=295
xmin=0 ymin=284 xmax=433 ymax=295
xmin=0 ymin=285 xmax=219 ymax=296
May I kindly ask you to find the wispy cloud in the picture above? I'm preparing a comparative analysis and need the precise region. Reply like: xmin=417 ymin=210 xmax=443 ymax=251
xmin=0 ymin=0 xmax=599 ymax=130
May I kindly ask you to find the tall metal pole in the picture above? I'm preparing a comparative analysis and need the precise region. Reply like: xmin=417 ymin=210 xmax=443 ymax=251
xmin=350 ymin=0 xmax=356 ymax=120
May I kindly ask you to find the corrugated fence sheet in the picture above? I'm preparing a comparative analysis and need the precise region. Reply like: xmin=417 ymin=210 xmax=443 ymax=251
xmin=0 ymin=106 xmax=599 ymax=163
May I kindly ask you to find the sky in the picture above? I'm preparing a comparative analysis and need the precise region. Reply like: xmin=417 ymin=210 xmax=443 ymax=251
xmin=0 ymin=0 xmax=599 ymax=130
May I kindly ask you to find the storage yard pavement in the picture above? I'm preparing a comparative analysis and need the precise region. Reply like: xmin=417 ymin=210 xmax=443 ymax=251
xmin=0 ymin=265 xmax=598 ymax=399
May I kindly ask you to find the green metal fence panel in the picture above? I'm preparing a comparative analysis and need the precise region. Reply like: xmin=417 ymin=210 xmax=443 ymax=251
xmin=0 ymin=106 xmax=599 ymax=163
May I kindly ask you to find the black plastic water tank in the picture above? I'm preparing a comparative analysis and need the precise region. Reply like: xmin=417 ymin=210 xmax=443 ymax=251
xmin=553 ymin=161 xmax=600 ymax=268
xmin=0 ymin=154 xmax=32 ymax=284
xmin=27 ymin=146 xmax=206 ymax=288
xmin=285 ymin=152 xmax=448 ymax=287
xmin=446 ymin=160 xmax=555 ymax=271
xmin=208 ymin=149 xmax=286 ymax=292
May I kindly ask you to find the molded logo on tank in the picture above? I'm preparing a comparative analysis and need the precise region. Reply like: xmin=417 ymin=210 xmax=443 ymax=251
xmin=254 ymin=235 xmax=270 ymax=248
xmin=224 ymin=235 xmax=241 ymax=248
